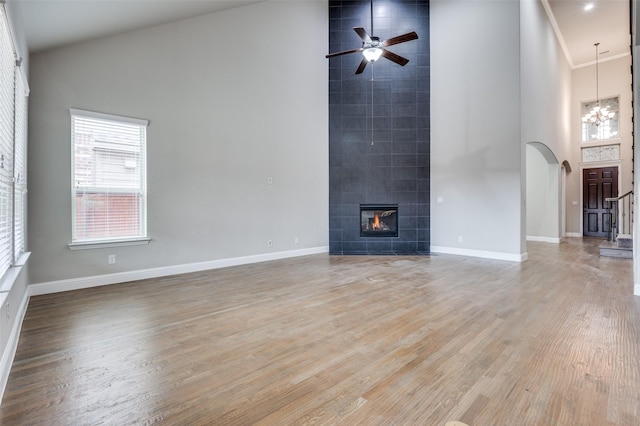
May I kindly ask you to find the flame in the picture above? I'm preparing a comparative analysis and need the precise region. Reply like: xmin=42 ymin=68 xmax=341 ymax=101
xmin=373 ymin=213 xmax=381 ymax=230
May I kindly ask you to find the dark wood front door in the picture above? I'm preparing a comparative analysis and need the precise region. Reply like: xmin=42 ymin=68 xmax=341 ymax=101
xmin=583 ymin=166 xmax=618 ymax=238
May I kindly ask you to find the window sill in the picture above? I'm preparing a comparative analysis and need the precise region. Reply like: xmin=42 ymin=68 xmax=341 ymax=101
xmin=581 ymin=139 xmax=622 ymax=147
xmin=0 ymin=252 xmax=31 ymax=292
xmin=68 ymin=238 xmax=151 ymax=251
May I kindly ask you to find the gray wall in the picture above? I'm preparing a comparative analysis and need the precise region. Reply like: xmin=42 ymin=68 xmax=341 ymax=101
xmin=635 ymin=7 xmax=640 ymax=296
xmin=572 ymin=56 xmax=634 ymax=211
xmin=526 ymin=144 xmax=559 ymax=240
xmin=430 ymin=0 xmax=575 ymax=259
xmin=430 ymin=0 xmax=523 ymax=258
xmin=28 ymin=1 xmax=329 ymax=284
xmin=520 ymin=0 xmax=573 ymax=240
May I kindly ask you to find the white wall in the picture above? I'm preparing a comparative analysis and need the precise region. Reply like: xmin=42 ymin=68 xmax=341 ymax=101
xmin=28 ymin=1 xmax=329 ymax=285
xmin=430 ymin=0 xmax=523 ymax=260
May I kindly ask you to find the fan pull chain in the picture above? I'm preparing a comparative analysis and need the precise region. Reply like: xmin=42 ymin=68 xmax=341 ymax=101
xmin=371 ymin=67 xmax=375 ymax=145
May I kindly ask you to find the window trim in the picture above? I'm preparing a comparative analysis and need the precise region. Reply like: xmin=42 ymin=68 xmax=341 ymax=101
xmin=70 ymin=108 xmax=149 ymax=246
xmin=68 ymin=237 xmax=151 ymax=250
xmin=0 ymin=3 xmax=27 ymax=279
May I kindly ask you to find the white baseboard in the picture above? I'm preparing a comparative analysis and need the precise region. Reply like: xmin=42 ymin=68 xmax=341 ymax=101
xmin=0 ymin=288 xmax=29 ymax=404
xmin=565 ymin=232 xmax=582 ymax=238
xmin=635 ymin=283 xmax=640 ymax=297
xmin=430 ymin=246 xmax=527 ymax=262
xmin=30 ymin=246 xmax=329 ymax=296
xmin=526 ymin=236 xmax=561 ymax=244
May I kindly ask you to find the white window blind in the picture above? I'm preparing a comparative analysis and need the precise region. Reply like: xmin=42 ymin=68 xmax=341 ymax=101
xmin=0 ymin=6 xmax=15 ymax=276
xmin=71 ymin=109 xmax=148 ymax=243
xmin=14 ymin=65 xmax=26 ymax=260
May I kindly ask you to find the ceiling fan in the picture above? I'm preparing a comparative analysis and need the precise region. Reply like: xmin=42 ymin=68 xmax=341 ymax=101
xmin=325 ymin=0 xmax=418 ymax=74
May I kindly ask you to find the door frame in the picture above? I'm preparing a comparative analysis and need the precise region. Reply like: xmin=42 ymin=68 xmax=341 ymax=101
xmin=579 ymin=160 xmax=622 ymax=237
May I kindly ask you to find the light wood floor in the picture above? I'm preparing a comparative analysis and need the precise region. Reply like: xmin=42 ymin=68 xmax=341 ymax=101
xmin=1 ymin=238 xmax=639 ymax=425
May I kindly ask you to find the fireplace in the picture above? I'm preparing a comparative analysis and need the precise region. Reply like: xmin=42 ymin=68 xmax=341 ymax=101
xmin=360 ymin=204 xmax=398 ymax=237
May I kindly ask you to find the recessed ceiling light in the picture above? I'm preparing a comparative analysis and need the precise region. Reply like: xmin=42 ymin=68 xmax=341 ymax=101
xmin=584 ymin=3 xmax=595 ymax=11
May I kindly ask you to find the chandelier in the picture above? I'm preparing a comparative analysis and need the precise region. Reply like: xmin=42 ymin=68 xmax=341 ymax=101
xmin=582 ymin=42 xmax=615 ymax=127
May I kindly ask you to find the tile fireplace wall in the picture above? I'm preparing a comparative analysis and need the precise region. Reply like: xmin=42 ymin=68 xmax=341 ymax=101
xmin=328 ymin=0 xmax=430 ymax=255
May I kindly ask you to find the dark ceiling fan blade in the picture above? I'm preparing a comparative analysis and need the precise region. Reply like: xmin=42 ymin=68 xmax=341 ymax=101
xmin=325 ymin=48 xmax=362 ymax=58
xmin=381 ymin=49 xmax=409 ymax=66
xmin=383 ymin=31 xmax=419 ymax=47
xmin=354 ymin=27 xmax=372 ymax=43
xmin=355 ymin=58 xmax=368 ymax=74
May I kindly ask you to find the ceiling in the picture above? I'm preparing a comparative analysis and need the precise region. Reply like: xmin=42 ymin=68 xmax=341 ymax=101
xmin=15 ymin=0 xmax=265 ymax=53
xmin=14 ymin=0 xmax=631 ymax=68
xmin=546 ymin=0 xmax=630 ymax=68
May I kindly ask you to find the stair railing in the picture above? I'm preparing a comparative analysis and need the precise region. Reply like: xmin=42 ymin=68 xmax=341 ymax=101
xmin=605 ymin=190 xmax=633 ymax=242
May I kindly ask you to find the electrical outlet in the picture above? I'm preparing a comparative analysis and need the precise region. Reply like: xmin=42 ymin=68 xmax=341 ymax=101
xmin=294 ymin=237 xmax=299 ymax=244
xmin=108 ymin=254 xmax=116 ymax=264
xmin=458 ymin=236 xmax=463 ymax=243
xmin=6 ymin=301 xmax=10 ymax=319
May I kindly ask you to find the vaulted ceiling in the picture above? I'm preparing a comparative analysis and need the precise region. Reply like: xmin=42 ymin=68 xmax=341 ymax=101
xmin=15 ymin=0 xmax=630 ymax=68
xmin=546 ymin=0 xmax=630 ymax=68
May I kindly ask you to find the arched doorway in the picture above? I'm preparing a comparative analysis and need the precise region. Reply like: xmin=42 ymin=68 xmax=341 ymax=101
xmin=526 ymin=142 xmax=562 ymax=243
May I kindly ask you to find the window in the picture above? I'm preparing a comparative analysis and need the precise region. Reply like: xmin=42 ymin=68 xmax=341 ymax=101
xmin=0 ymin=4 xmax=27 ymax=279
xmin=71 ymin=109 xmax=148 ymax=244
xmin=581 ymin=96 xmax=619 ymax=142
xmin=14 ymin=66 xmax=26 ymax=260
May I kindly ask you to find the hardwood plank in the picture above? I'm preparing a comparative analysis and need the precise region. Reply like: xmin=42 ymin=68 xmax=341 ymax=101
xmin=1 ymin=238 xmax=639 ymax=425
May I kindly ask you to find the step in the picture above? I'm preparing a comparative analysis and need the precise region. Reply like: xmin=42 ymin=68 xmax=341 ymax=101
xmin=616 ymin=233 xmax=633 ymax=249
xmin=599 ymin=240 xmax=633 ymax=259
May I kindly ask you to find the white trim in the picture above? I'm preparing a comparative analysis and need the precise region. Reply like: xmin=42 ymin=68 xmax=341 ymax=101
xmin=69 ymin=108 xmax=149 ymax=126
xmin=30 ymin=246 xmax=330 ymax=296
xmin=573 ymin=52 xmax=631 ymax=70
xmin=581 ymin=139 xmax=622 ymax=149
xmin=1 ymin=1 xmax=29 ymax=95
xmin=0 ymin=285 xmax=29 ymax=404
xmin=68 ymin=238 xmax=151 ymax=250
xmin=430 ymin=246 xmax=527 ymax=262
xmin=0 ymin=252 xmax=29 ymax=292
xmin=526 ymin=236 xmax=561 ymax=244
xmin=565 ymin=232 xmax=582 ymax=238
xmin=635 ymin=283 xmax=640 ymax=296
xmin=0 ymin=262 xmax=22 ymax=293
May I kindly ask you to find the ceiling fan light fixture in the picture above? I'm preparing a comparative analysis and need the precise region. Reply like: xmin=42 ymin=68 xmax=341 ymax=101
xmin=363 ymin=47 xmax=383 ymax=62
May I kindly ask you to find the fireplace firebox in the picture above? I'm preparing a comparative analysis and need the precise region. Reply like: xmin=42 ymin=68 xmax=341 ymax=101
xmin=360 ymin=204 xmax=398 ymax=237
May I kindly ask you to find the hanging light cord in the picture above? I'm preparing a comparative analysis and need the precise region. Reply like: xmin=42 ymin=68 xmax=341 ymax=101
xmin=595 ymin=42 xmax=600 ymax=105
